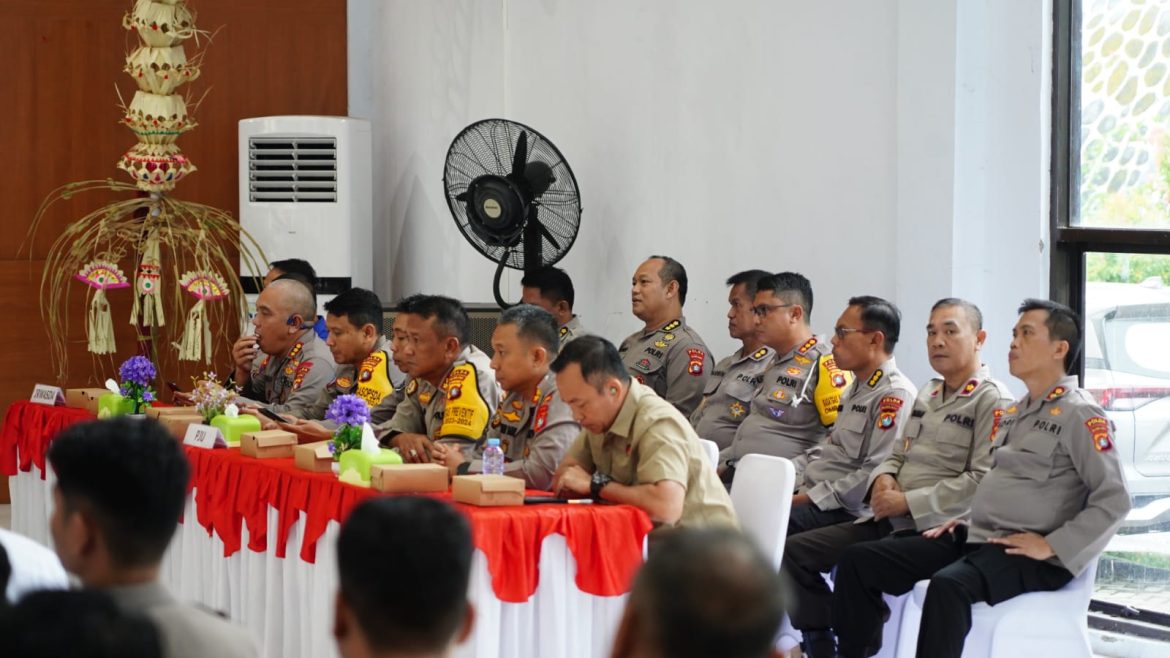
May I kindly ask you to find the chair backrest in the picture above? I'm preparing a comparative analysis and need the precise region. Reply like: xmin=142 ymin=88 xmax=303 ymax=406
xmin=729 ymin=454 xmax=796 ymax=570
xmin=698 ymin=439 xmax=719 ymax=469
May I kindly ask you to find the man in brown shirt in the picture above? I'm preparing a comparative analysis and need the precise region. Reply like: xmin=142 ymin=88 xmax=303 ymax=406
xmin=552 ymin=336 xmax=736 ymax=529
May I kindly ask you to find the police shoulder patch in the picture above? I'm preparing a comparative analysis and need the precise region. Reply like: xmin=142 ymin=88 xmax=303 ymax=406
xmin=877 ymin=394 xmax=904 ymax=430
xmin=1085 ymin=415 xmax=1112 ymax=452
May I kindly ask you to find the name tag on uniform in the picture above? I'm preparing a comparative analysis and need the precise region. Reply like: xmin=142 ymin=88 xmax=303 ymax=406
xmin=29 ymin=384 xmax=65 ymax=406
xmin=183 ymin=424 xmax=226 ymax=449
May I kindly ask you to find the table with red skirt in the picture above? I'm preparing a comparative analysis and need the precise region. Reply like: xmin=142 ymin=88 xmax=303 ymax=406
xmin=1 ymin=401 xmax=652 ymax=658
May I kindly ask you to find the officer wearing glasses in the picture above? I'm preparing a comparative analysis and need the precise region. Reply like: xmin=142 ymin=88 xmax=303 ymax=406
xmin=718 ymin=273 xmax=853 ymax=484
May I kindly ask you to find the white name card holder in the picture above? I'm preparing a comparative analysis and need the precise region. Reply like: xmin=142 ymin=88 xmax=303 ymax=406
xmin=30 ymin=384 xmax=65 ymax=406
xmin=183 ymin=424 xmax=227 ymax=449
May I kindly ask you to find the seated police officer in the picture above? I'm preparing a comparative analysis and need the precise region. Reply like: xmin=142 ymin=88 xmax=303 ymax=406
xmin=374 ymin=295 xmax=500 ymax=463
xmin=520 ymin=266 xmax=588 ymax=346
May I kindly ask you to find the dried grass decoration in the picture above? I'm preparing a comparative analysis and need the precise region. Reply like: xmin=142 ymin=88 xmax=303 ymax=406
xmin=177 ymin=268 xmax=229 ymax=362
xmin=74 ymin=260 xmax=131 ymax=355
xmin=25 ymin=0 xmax=268 ymax=382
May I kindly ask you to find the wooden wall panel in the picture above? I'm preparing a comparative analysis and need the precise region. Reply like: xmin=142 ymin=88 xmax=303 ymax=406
xmin=0 ymin=0 xmax=349 ymax=502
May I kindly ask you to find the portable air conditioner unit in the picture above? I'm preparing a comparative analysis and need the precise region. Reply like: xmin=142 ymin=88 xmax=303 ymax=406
xmin=238 ymin=116 xmax=372 ymax=308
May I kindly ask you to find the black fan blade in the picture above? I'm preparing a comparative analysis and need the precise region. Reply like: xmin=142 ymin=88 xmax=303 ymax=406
xmin=511 ymin=131 xmax=528 ymax=178
xmin=537 ymin=221 xmax=561 ymax=250
xmin=455 ymin=191 xmax=469 ymax=202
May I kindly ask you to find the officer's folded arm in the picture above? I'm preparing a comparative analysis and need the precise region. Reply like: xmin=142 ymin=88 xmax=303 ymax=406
xmin=598 ymin=479 xmax=686 ymax=526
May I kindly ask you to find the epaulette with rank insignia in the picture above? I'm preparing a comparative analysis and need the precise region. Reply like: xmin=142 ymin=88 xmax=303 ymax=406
xmin=867 ymin=369 xmax=884 ymax=387
xmin=797 ymin=337 xmax=818 ymax=354
xmin=662 ymin=319 xmax=681 ymax=332
xmin=1045 ymin=386 xmax=1068 ymax=401
xmin=559 ymin=326 xmax=569 ymax=338
xmin=958 ymin=379 xmax=979 ymax=397
xmin=751 ymin=347 xmax=769 ymax=361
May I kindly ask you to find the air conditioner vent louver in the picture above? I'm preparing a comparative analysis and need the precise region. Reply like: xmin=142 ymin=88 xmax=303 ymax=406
xmin=248 ymin=136 xmax=338 ymax=202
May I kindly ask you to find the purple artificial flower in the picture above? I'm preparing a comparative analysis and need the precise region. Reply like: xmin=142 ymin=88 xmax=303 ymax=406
xmin=326 ymin=394 xmax=370 ymax=427
xmin=143 ymin=391 xmax=155 ymax=403
xmin=118 ymin=356 xmax=157 ymax=387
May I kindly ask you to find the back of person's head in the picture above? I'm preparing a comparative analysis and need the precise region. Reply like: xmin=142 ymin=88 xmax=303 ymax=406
xmin=849 ymin=295 xmax=901 ymax=353
xmin=725 ymin=269 xmax=773 ymax=297
xmin=324 ymin=287 xmax=383 ymax=330
xmin=270 ymin=258 xmax=319 ymax=287
xmin=648 ymin=255 xmax=689 ymax=306
xmin=550 ymin=335 xmax=630 ymax=390
xmin=1018 ymin=298 xmax=1083 ymax=374
xmin=616 ymin=527 xmax=784 ymax=658
xmin=398 ymin=294 xmax=471 ymax=345
xmin=520 ymin=266 xmax=576 ymax=309
xmin=336 ymin=497 xmax=474 ymax=655
xmin=0 ymin=589 xmax=162 ymax=658
xmin=48 ymin=417 xmax=189 ymax=569
xmin=499 ymin=304 xmax=560 ymax=355
xmin=270 ymin=275 xmax=320 ymax=322
xmin=758 ymin=272 xmax=814 ymax=322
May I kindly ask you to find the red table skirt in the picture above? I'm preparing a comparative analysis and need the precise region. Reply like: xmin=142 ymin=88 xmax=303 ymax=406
xmin=1 ymin=401 xmax=652 ymax=602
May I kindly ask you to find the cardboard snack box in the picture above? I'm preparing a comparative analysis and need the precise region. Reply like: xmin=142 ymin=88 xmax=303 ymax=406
xmin=371 ymin=463 xmax=449 ymax=494
xmin=240 ymin=430 xmax=297 ymax=459
xmin=146 ymin=406 xmax=199 ymax=420
xmin=451 ymin=474 xmax=524 ymax=507
xmin=294 ymin=440 xmax=335 ymax=473
xmin=64 ymin=388 xmax=110 ymax=414
xmin=158 ymin=414 xmax=206 ymax=440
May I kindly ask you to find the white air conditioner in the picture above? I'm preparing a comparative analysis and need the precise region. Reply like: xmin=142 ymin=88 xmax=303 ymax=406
xmin=238 ymin=116 xmax=372 ymax=305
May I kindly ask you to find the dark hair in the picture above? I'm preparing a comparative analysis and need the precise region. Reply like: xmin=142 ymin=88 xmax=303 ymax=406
xmin=931 ymin=298 xmax=983 ymax=332
xmin=0 ymin=590 xmax=162 ymax=658
xmin=47 ymin=418 xmax=189 ymax=568
xmin=550 ymin=335 xmax=630 ymax=390
xmin=324 ymin=287 xmax=383 ymax=331
xmin=630 ymin=527 xmax=784 ymax=658
xmin=397 ymin=295 xmax=470 ymax=345
xmin=520 ymin=266 xmax=575 ymax=309
xmin=849 ymin=295 xmax=901 ymax=353
xmin=757 ymin=272 xmax=815 ymax=322
xmin=269 ymin=259 xmax=318 ymax=287
xmin=725 ymin=270 xmax=773 ymax=299
xmin=499 ymin=304 xmax=560 ymax=355
xmin=271 ymin=275 xmax=319 ymax=321
xmin=1017 ymin=298 xmax=1083 ymax=374
xmin=648 ymin=255 xmax=688 ymax=306
xmin=337 ymin=497 xmax=472 ymax=652
xmin=0 ymin=542 xmax=10 ymax=607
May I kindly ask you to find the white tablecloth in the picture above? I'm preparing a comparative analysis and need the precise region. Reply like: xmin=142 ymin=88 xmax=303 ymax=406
xmin=10 ymin=469 xmax=629 ymax=658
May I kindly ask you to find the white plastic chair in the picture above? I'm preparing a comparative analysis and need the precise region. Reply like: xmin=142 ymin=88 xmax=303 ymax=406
xmin=698 ymin=438 xmax=720 ymax=470
xmin=898 ymin=556 xmax=1099 ymax=658
xmin=729 ymin=454 xmax=796 ymax=570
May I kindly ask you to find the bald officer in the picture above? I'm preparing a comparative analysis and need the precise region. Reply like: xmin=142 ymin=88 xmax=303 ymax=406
xmin=780 ymin=299 xmax=1013 ymax=658
xmin=375 ymin=295 xmax=500 ymax=463
xmin=552 ymin=336 xmax=736 ymax=529
xmin=831 ymin=299 xmax=1131 ymax=658
xmin=233 ymin=277 xmax=335 ymax=413
xmin=689 ymin=270 xmax=775 ymax=451
xmin=719 ymin=273 xmax=852 ymax=479
xmin=619 ymin=255 xmax=714 ymax=418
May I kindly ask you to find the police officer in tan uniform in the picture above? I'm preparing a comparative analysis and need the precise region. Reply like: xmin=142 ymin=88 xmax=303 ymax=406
xmin=520 ymin=265 xmax=589 ymax=346
xmin=435 ymin=305 xmax=579 ymax=490
xmin=831 ymin=299 xmax=1131 ymax=658
xmin=552 ymin=336 xmax=736 ymax=529
xmin=374 ymin=295 xmax=500 ymax=463
xmin=781 ymin=299 xmax=1013 ymax=658
xmin=720 ymin=273 xmax=852 ymax=478
xmin=619 ymin=255 xmax=714 ymax=418
xmin=274 ymin=288 xmax=406 ymax=439
xmin=689 ymin=270 xmax=775 ymax=451
xmin=790 ymin=296 xmax=917 ymax=535
xmin=232 ymin=277 xmax=335 ymax=414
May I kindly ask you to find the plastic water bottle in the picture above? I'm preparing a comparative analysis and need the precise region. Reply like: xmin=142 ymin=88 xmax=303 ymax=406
xmin=483 ymin=438 xmax=505 ymax=476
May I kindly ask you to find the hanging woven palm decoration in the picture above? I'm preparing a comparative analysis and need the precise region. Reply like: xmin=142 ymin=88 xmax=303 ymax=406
xmin=75 ymin=260 xmax=131 ymax=355
xmin=27 ymin=0 xmax=267 ymax=381
xmin=177 ymin=268 xmax=229 ymax=363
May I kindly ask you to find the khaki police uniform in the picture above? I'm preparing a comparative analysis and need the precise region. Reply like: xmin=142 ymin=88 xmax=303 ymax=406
xmin=464 ymin=370 xmax=580 ymax=490
xmin=831 ymin=376 xmax=1132 ymax=658
xmin=108 ymin=582 xmax=257 ymax=658
xmin=689 ymin=346 xmax=773 ymax=450
xmin=780 ymin=365 xmax=1013 ymax=632
xmin=292 ymin=336 xmax=407 ymax=426
xmin=376 ymin=346 xmax=500 ymax=453
xmin=239 ymin=330 xmax=335 ymax=414
xmin=618 ymin=316 xmax=714 ymax=418
xmin=721 ymin=337 xmax=852 ymax=466
xmin=792 ymin=357 xmax=916 ymax=524
xmin=559 ymin=315 xmax=587 ymax=346
xmin=564 ymin=380 xmax=737 ymax=529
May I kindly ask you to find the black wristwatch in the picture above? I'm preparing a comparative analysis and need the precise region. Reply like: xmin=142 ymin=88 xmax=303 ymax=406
xmin=591 ymin=472 xmax=613 ymax=500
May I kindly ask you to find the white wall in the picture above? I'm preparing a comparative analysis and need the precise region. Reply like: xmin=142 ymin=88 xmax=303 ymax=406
xmin=350 ymin=0 xmax=1051 ymax=392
